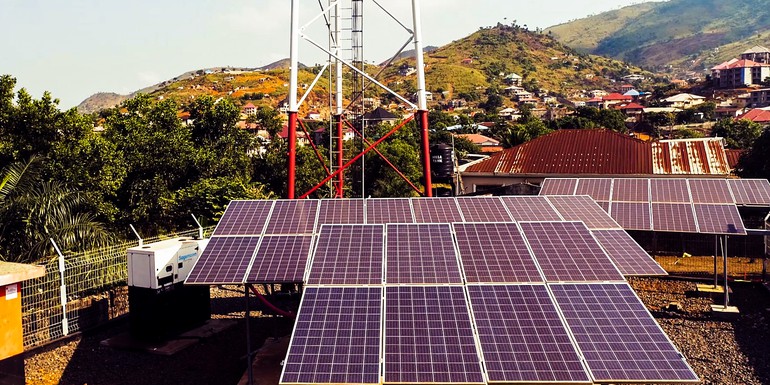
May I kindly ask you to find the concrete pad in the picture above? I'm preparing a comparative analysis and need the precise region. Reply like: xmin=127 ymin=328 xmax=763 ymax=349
xmin=101 ymin=319 xmax=236 ymax=355
xmin=238 ymin=337 xmax=291 ymax=385
xmin=710 ymin=304 xmax=740 ymax=321
xmin=696 ymin=284 xmax=732 ymax=299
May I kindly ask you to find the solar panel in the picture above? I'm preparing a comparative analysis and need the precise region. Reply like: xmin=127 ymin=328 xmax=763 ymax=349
xmin=244 ymin=236 xmax=313 ymax=283
xmin=501 ymin=196 xmax=563 ymax=222
xmin=186 ymin=236 xmax=260 ymax=284
xmin=611 ymin=178 xmax=649 ymax=202
xmin=281 ymin=287 xmax=381 ymax=385
xmin=411 ymin=197 xmax=464 ymax=223
xmin=609 ymin=202 xmax=651 ymax=231
xmin=539 ymin=178 xmax=578 ymax=195
xmin=592 ymin=230 xmax=667 ymax=276
xmin=212 ymin=200 xmax=273 ymax=236
xmin=688 ymin=179 xmax=733 ymax=204
xmin=316 ymin=199 xmax=364 ymax=228
xmin=456 ymin=197 xmax=512 ymax=222
xmin=265 ymin=200 xmax=319 ymax=235
xmin=728 ymin=179 xmax=770 ymax=206
xmin=596 ymin=201 xmax=610 ymax=212
xmin=693 ymin=204 xmax=747 ymax=235
xmin=520 ymin=222 xmax=624 ymax=282
xmin=550 ymin=283 xmax=699 ymax=383
xmin=384 ymin=286 xmax=484 ymax=384
xmin=453 ymin=223 xmax=542 ymax=283
xmin=651 ymin=203 xmax=698 ymax=233
xmin=466 ymin=285 xmax=591 ymax=384
xmin=385 ymin=224 xmax=462 ymax=284
xmin=547 ymin=196 xmax=622 ymax=230
xmin=307 ymin=225 xmax=384 ymax=285
xmin=650 ymin=179 xmax=690 ymax=203
xmin=575 ymin=178 xmax=613 ymax=201
xmin=365 ymin=198 xmax=413 ymax=224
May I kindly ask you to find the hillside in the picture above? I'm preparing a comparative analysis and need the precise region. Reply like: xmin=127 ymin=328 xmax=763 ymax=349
xmin=78 ymin=25 xmax=658 ymax=114
xmin=547 ymin=0 xmax=770 ymax=70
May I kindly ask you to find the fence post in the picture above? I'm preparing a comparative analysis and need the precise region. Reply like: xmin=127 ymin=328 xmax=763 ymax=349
xmin=50 ymin=239 xmax=69 ymax=336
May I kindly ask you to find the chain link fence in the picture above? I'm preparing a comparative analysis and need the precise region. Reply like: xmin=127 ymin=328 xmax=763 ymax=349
xmin=21 ymin=226 xmax=214 ymax=350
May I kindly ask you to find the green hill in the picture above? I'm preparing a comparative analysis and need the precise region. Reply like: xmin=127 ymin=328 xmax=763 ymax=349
xmin=547 ymin=0 xmax=770 ymax=70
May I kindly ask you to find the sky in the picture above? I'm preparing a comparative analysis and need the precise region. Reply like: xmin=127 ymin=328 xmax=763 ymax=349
xmin=0 ymin=0 xmax=654 ymax=109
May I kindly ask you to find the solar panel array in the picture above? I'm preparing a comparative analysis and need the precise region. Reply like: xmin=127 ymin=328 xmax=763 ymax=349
xmin=197 ymin=197 xmax=696 ymax=385
xmin=541 ymin=178 xmax=760 ymax=235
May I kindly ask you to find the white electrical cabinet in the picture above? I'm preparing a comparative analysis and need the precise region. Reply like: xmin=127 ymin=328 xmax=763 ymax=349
xmin=127 ymin=237 xmax=209 ymax=289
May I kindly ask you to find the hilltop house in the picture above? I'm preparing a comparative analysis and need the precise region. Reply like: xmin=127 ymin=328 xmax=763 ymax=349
xmin=455 ymin=133 xmax=502 ymax=154
xmin=662 ymin=93 xmax=706 ymax=109
xmin=362 ymin=107 xmax=399 ymax=125
xmin=504 ymin=73 xmax=523 ymax=86
xmin=242 ymin=102 xmax=257 ymax=116
xmin=749 ymin=88 xmax=770 ymax=108
xmin=711 ymin=59 xmax=770 ymax=88
xmin=736 ymin=108 xmax=770 ymax=124
xmin=740 ymin=46 xmax=770 ymax=64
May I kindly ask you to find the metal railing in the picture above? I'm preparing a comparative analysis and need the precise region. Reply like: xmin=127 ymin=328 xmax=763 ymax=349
xmin=21 ymin=226 xmax=214 ymax=349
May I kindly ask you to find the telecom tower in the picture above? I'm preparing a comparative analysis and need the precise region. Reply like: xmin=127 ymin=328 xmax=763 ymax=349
xmin=286 ymin=0 xmax=433 ymax=199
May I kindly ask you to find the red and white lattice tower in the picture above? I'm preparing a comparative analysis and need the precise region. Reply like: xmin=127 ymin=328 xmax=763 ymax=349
xmin=286 ymin=0 xmax=433 ymax=199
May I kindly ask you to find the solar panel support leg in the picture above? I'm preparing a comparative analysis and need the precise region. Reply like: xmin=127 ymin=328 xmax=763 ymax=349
xmin=723 ymin=236 xmax=729 ymax=307
xmin=245 ymin=285 xmax=254 ymax=385
xmin=714 ymin=235 xmax=718 ymax=288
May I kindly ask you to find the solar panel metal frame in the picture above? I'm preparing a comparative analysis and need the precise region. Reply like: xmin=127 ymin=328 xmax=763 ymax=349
xmin=591 ymin=229 xmax=667 ymax=276
xmin=539 ymin=178 xmax=578 ymax=196
xmin=501 ymin=196 xmax=564 ymax=222
xmin=611 ymin=178 xmax=650 ymax=203
xmin=519 ymin=221 xmax=625 ymax=283
xmin=185 ymin=236 xmax=261 ymax=285
xmin=693 ymin=204 xmax=747 ymax=235
xmin=306 ymin=224 xmax=385 ymax=286
xmin=211 ymin=200 xmax=274 ymax=236
xmin=650 ymin=203 xmax=699 ymax=233
xmin=384 ymin=223 xmax=464 ymax=285
xmin=383 ymin=285 xmax=485 ymax=385
xmin=728 ymin=179 xmax=770 ymax=206
xmin=280 ymin=286 xmax=383 ymax=385
xmin=411 ymin=197 xmax=465 ymax=223
xmin=575 ymin=178 xmax=613 ymax=202
xmin=609 ymin=201 xmax=652 ymax=231
xmin=455 ymin=196 xmax=513 ymax=223
xmin=244 ymin=235 xmax=315 ymax=284
xmin=650 ymin=179 xmax=691 ymax=203
xmin=688 ymin=179 xmax=734 ymax=204
xmin=365 ymin=197 xmax=414 ymax=224
xmin=264 ymin=199 xmax=320 ymax=235
xmin=549 ymin=282 xmax=700 ymax=383
xmin=466 ymin=284 xmax=593 ymax=384
xmin=315 ymin=199 xmax=366 ymax=229
xmin=545 ymin=195 xmax=622 ymax=230
xmin=453 ymin=222 xmax=544 ymax=284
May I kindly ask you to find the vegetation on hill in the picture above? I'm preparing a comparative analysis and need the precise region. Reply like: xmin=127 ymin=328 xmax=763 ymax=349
xmin=547 ymin=0 xmax=770 ymax=70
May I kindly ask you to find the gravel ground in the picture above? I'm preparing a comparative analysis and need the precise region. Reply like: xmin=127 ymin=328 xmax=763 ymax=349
xmin=24 ymin=279 xmax=770 ymax=385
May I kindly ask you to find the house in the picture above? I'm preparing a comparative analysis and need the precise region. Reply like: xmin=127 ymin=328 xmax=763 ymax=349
xmin=278 ymin=126 xmax=310 ymax=145
xmin=714 ymin=107 xmax=743 ymax=120
xmin=458 ymin=129 xmax=732 ymax=194
xmin=620 ymin=102 xmax=645 ymax=117
xmin=662 ymin=93 xmax=706 ymax=109
xmin=313 ymin=126 xmax=355 ymax=144
xmin=242 ymin=103 xmax=257 ymax=116
xmin=362 ymin=107 xmax=399 ymax=125
xmin=620 ymin=84 xmax=635 ymax=93
xmin=622 ymin=74 xmax=645 ymax=82
xmin=740 ymin=45 xmax=770 ymax=64
xmin=711 ymin=59 xmax=770 ymax=88
xmin=504 ymin=73 xmax=523 ymax=86
xmin=461 ymin=58 xmax=473 ymax=65
xmin=588 ymin=90 xmax=609 ymax=98
xmin=749 ymin=88 xmax=770 ymax=108
xmin=455 ymin=133 xmax=502 ymax=154
xmin=497 ymin=107 xmax=520 ymax=121
xmin=305 ymin=110 xmax=322 ymax=121
xmin=736 ymin=108 xmax=770 ymax=124
xmin=671 ymin=79 xmax=689 ymax=88
xmin=601 ymin=93 xmax=633 ymax=108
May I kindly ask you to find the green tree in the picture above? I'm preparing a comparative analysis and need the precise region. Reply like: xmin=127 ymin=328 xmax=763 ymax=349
xmin=737 ymin=127 xmax=770 ymax=178
xmin=711 ymin=118 xmax=764 ymax=149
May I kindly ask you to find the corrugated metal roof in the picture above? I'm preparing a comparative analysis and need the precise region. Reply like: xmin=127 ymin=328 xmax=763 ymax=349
xmin=464 ymin=130 xmax=732 ymax=176
xmin=725 ymin=149 xmax=743 ymax=169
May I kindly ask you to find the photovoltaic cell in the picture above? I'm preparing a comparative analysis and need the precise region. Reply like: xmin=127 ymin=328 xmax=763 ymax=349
xmin=612 ymin=179 xmax=650 ymax=202
xmin=186 ymin=236 xmax=260 ymax=284
xmin=265 ymin=200 xmax=319 ymax=235
xmin=281 ymin=287 xmax=381 ymax=385
xmin=610 ymin=202 xmax=651 ymax=231
xmin=411 ymin=197 xmax=464 ymax=223
xmin=467 ymin=285 xmax=591 ymax=384
xmin=245 ymin=236 xmax=313 ymax=283
xmin=550 ymin=283 xmax=699 ymax=383
xmin=693 ymin=204 xmax=747 ymax=235
xmin=520 ymin=222 xmax=624 ymax=282
xmin=453 ymin=223 xmax=542 ymax=283
xmin=575 ymin=178 xmax=613 ymax=202
xmin=728 ymin=179 xmax=770 ymax=206
xmin=307 ymin=225 xmax=384 ymax=285
xmin=540 ymin=178 xmax=578 ymax=195
xmin=386 ymin=224 xmax=462 ymax=284
xmin=212 ymin=200 xmax=273 ymax=236
xmin=547 ymin=196 xmax=622 ymax=230
xmin=650 ymin=179 xmax=690 ymax=203
xmin=384 ymin=286 xmax=484 ymax=384
xmin=365 ymin=198 xmax=413 ymax=224
xmin=688 ymin=179 xmax=733 ymax=204
xmin=651 ymin=203 xmax=698 ymax=233
xmin=501 ymin=196 xmax=563 ymax=222
xmin=592 ymin=230 xmax=667 ymax=276
xmin=456 ymin=197 xmax=512 ymax=222
xmin=596 ymin=201 xmax=610 ymax=212
xmin=316 ymin=199 xmax=364 ymax=228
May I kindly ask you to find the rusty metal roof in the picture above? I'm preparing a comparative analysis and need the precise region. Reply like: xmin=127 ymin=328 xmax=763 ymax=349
xmin=725 ymin=149 xmax=743 ymax=169
xmin=464 ymin=130 xmax=732 ymax=176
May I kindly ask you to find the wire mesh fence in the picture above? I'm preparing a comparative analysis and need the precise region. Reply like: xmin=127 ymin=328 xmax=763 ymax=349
xmin=21 ymin=226 xmax=214 ymax=350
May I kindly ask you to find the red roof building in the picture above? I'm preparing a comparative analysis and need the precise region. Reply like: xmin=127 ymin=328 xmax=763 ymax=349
xmin=737 ymin=108 xmax=770 ymax=123
xmin=459 ymin=129 xmax=732 ymax=194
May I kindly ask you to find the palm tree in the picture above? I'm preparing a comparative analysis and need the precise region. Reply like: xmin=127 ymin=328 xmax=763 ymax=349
xmin=0 ymin=156 xmax=112 ymax=263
